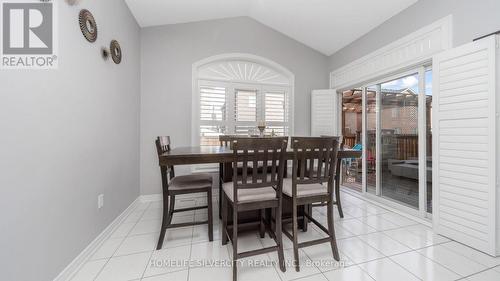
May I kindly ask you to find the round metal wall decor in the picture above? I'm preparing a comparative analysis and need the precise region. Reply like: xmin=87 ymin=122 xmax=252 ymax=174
xmin=79 ymin=9 xmax=97 ymax=43
xmin=110 ymin=40 xmax=122 ymax=64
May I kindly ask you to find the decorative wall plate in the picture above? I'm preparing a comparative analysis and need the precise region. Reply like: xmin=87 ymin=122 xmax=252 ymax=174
xmin=110 ymin=40 xmax=122 ymax=64
xmin=79 ymin=9 xmax=97 ymax=43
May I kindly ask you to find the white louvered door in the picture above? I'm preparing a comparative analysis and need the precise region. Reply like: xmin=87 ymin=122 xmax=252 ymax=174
xmin=311 ymin=89 xmax=338 ymax=136
xmin=433 ymin=35 xmax=497 ymax=256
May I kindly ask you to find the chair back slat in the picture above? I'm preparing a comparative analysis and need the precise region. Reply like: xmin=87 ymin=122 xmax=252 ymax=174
xmin=291 ymin=137 xmax=339 ymax=195
xmin=316 ymin=146 xmax=324 ymax=179
xmin=262 ymin=149 xmax=269 ymax=182
xmin=308 ymin=153 xmax=315 ymax=178
xmin=252 ymin=152 xmax=258 ymax=183
xmin=231 ymin=137 xmax=288 ymax=202
xmin=271 ymin=149 xmax=277 ymax=182
xmin=242 ymin=149 xmax=248 ymax=184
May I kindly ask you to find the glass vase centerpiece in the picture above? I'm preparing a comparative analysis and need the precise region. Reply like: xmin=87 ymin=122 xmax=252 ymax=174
xmin=257 ymin=121 xmax=266 ymax=137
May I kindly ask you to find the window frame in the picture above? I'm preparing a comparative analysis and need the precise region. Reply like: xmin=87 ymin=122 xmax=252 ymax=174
xmin=194 ymin=79 xmax=291 ymax=146
xmin=192 ymin=54 xmax=295 ymax=148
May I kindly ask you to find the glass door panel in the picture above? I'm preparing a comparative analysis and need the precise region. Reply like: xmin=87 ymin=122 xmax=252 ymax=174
xmin=380 ymin=74 xmax=419 ymax=209
xmin=341 ymin=90 xmax=363 ymax=192
xmin=365 ymin=86 xmax=377 ymax=194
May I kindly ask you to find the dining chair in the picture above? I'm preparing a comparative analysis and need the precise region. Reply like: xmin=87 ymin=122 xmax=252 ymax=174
xmin=218 ymin=135 xmax=237 ymax=218
xmin=283 ymin=137 xmax=340 ymax=272
xmin=316 ymin=135 xmax=343 ymax=218
xmin=221 ymin=137 xmax=288 ymax=281
xmin=155 ymin=136 xmax=214 ymax=250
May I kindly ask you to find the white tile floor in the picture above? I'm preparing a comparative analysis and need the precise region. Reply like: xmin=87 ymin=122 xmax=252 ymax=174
xmin=69 ymin=189 xmax=500 ymax=281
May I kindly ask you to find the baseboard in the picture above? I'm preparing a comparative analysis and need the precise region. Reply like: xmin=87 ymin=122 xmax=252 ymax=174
xmin=54 ymin=197 xmax=142 ymax=281
xmin=140 ymin=193 xmax=163 ymax=202
xmin=140 ymin=189 xmax=219 ymax=202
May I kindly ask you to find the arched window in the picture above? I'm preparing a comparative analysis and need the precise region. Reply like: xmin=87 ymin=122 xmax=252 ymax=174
xmin=192 ymin=53 xmax=294 ymax=145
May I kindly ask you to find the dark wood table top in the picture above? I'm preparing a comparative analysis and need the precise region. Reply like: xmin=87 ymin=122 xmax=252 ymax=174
xmin=159 ymin=146 xmax=362 ymax=166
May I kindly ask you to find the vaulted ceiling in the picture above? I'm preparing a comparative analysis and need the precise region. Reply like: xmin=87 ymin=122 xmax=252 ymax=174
xmin=125 ymin=0 xmax=418 ymax=56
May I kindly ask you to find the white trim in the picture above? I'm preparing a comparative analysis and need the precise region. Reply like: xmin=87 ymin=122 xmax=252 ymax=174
xmin=141 ymin=192 xmax=211 ymax=202
xmin=375 ymin=84 xmax=381 ymax=196
xmin=192 ymin=53 xmax=295 ymax=147
xmin=361 ymin=88 xmax=367 ymax=193
xmin=417 ymin=66 xmax=427 ymax=217
xmin=54 ymin=197 xmax=142 ymax=281
xmin=330 ymin=15 xmax=452 ymax=90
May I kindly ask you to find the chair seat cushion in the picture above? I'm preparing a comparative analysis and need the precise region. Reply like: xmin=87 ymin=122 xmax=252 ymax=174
xmin=282 ymin=179 xmax=327 ymax=197
xmin=170 ymin=173 xmax=213 ymax=190
xmin=222 ymin=182 xmax=277 ymax=203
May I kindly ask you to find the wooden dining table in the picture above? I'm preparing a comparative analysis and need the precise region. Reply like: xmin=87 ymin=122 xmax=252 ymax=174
xmin=159 ymin=145 xmax=362 ymax=228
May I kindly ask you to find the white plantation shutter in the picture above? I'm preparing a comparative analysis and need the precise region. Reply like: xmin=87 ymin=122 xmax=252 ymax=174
xmin=265 ymin=91 xmax=288 ymax=136
xmin=433 ymin=36 xmax=497 ymax=255
xmin=200 ymin=86 xmax=226 ymax=121
xmin=234 ymin=89 xmax=258 ymax=134
xmin=199 ymin=84 xmax=228 ymax=145
xmin=197 ymin=82 xmax=291 ymax=142
xmin=235 ymin=89 xmax=258 ymax=122
xmin=311 ymin=89 xmax=339 ymax=136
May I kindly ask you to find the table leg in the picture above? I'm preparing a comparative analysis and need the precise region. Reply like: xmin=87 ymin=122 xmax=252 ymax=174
xmin=335 ymin=160 xmax=344 ymax=218
xmin=219 ymin=162 xmax=233 ymax=219
xmin=219 ymin=162 xmax=223 ymax=219
xmin=302 ymin=204 xmax=310 ymax=232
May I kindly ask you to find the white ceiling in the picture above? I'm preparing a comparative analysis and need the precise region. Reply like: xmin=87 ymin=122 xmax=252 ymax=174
xmin=124 ymin=0 xmax=418 ymax=56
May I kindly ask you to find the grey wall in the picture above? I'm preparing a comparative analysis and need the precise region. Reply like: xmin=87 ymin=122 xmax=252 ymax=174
xmin=329 ymin=0 xmax=500 ymax=71
xmin=140 ymin=17 xmax=329 ymax=195
xmin=0 ymin=1 xmax=140 ymax=280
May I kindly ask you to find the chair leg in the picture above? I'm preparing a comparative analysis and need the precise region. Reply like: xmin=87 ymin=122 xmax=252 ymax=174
xmin=292 ymin=200 xmax=300 ymax=272
xmin=271 ymin=208 xmax=276 ymax=234
xmin=275 ymin=205 xmax=286 ymax=272
xmin=232 ymin=205 xmax=238 ymax=281
xmin=302 ymin=205 xmax=309 ymax=232
xmin=259 ymin=209 xmax=265 ymax=238
xmin=327 ymin=199 xmax=340 ymax=261
xmin=335 ymin=175 xmax=344 ymax=218
xmin=222 ymin=194 xmax=228 ymax=245
xmin=157 ymin=192 xmax=170 ymax=250
xmin=207 ymin=188 xmax=214 ymax=242
xmin=167 ymin=195 xmax=175 ymax=225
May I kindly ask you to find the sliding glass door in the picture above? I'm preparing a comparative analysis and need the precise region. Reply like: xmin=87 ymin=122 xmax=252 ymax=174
xmin=379 ymin=74 xmax=420 ymax=209
xmin=348 ymin=66 xmax=433 ymax=218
